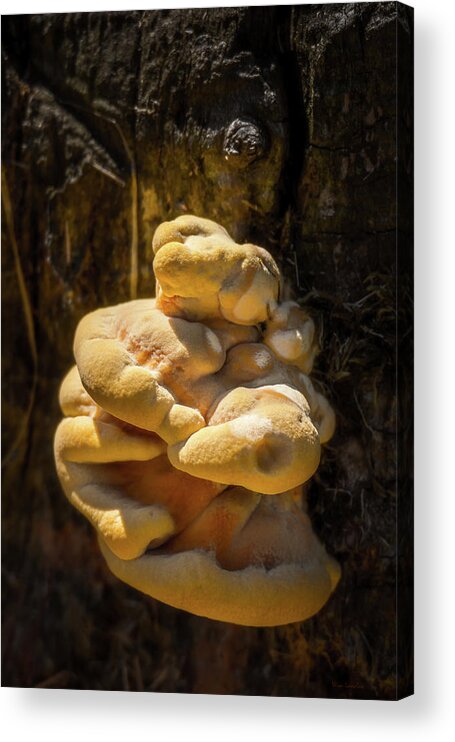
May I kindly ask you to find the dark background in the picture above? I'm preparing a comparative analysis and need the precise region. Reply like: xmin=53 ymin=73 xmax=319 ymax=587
xmin=1 ymin=2 xmax=413 ymax=699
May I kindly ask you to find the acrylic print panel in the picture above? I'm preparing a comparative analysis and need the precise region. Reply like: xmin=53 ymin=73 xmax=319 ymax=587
xmin=1 ymin=2 xmax=414 ymax=699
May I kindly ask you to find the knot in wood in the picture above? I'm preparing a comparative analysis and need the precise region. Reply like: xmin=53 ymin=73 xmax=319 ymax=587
xmin=223 ymin=118 xmax=267 ymax=168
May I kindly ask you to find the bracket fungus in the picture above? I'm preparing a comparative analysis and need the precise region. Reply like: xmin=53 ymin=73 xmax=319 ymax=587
xmin=54 ymin=215 xmax=340 ymax=626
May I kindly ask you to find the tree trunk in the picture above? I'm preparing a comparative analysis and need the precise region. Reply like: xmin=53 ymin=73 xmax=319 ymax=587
xmin=1 ymin=3 xmax=413 ymax=699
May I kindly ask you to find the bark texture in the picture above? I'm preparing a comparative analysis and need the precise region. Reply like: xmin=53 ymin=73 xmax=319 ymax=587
xmin=2 ymin=3 xmax=413 ymax=699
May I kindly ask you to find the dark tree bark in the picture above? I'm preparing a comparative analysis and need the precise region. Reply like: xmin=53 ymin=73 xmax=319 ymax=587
xmin=2 ymin=3 xmax=413 ymax=699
